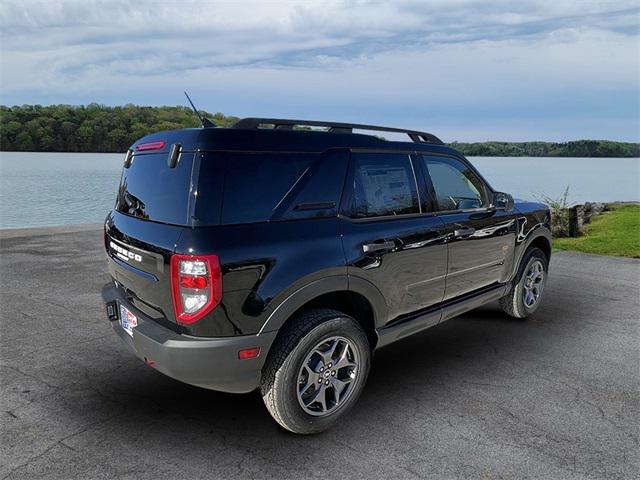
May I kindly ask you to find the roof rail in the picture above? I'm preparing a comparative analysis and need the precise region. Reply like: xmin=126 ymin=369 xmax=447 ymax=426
xmin=231 ymin=117 xmax=444 ymax=144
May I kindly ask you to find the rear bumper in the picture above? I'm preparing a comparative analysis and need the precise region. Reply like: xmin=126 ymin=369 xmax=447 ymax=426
xmin=102 ymin=283 xmax=277 ymax=393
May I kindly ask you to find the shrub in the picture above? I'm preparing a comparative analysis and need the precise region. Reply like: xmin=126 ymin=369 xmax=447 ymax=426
xmin=540 ymin=186 xmax=574 ymax=237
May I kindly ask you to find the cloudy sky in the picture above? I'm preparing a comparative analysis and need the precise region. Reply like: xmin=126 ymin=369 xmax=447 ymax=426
xmin=1 ymin=0 xmax=638 ymax=141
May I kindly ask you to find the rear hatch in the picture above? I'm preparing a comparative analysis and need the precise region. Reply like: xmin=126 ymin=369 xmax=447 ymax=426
xmin=105 ymin=129 xmax=207 ymax=329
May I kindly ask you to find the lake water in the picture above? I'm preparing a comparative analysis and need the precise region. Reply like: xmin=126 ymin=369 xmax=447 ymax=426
xmin=0 ymin=151 xmax=638 ymax=229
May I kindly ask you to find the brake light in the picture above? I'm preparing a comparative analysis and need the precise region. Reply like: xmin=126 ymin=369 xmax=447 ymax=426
xmin=136 ymin=140 xmax=166 ymax=151
xmin=179 ymin=275 xmax=208 ymax=289
xmin=170 ymin=254 xmax=222 ymax=324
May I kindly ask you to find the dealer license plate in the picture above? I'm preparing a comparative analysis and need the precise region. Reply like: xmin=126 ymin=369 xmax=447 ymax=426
xmin=120 ymin=304 xmax=138 ymax=337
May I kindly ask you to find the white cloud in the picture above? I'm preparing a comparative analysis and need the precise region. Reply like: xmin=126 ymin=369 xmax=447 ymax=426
xmin=0 ymin=0 xmax=638 ymax=140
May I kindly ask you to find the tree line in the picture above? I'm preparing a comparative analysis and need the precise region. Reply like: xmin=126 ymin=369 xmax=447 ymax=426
xmin=1 ymin=104 xmax=638 ymax=157
xmin=0 ymin=104 xmax=239 ymax=153
xmin=450 ymin=140 xmax=639 ymax=158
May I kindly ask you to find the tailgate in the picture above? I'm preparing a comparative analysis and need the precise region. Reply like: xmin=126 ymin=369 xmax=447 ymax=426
xmin=105 ymin=211 xmax=185 ymax=326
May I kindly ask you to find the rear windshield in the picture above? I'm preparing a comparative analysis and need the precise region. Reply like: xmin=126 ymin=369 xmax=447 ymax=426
xmin=115 ymin=151 xmax=194 ymax=225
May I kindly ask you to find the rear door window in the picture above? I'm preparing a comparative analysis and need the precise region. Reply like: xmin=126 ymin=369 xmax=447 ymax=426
xmin=347 ymin=153 xmax=420 ymax=218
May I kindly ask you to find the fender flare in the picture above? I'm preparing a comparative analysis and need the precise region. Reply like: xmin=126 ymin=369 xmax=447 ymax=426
xmin=509 ymin=226 xmax=552 ymax=283
xmin=259 ymin=276 xmax=347 ymax=333
xmin=258 ymin=274 xmax=388 ymax=334
xmin=348 ymin=275 xmax=389 ymax=329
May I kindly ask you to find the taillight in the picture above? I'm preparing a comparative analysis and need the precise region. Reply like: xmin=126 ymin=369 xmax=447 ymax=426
xmin=170 ymin=254 xmax=222 ymax=324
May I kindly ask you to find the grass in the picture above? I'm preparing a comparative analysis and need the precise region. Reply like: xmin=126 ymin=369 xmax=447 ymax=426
xmin=553 ymin=204 xmax=640 ymax=258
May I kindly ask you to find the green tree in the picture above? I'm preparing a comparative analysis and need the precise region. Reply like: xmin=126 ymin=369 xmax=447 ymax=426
xmin=1 ymin=103 xmax=638 ymax=156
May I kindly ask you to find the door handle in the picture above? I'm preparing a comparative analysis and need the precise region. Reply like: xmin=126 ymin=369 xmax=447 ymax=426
xmin=362 ymin=240 xmax=396 ymax=253
xmin=454 ymin=226 xmax=476 ymax=238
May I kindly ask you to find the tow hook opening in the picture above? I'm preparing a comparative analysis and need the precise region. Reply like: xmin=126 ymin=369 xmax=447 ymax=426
xmin=106 ymin=301 xmax=118 ymax=321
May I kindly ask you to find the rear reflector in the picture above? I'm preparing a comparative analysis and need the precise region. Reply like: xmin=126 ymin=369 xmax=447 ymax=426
xmin=238 ymin=347 xmax=261 ymax=360
xmin=136 ymin=140 xmax=166 ymax=151
xmin=170 ymin=254 xmax=222 ymax=324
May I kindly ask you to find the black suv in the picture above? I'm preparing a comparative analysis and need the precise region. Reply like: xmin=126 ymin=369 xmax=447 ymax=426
xmin=103 ymin=118 xmax=551 ymax=434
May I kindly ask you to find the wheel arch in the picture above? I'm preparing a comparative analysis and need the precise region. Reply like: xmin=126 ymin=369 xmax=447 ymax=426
xmin=529 ymin=235 xmax=551 ymax=263
xmin=259 ymin=276 xmax=387 ymax=351
xmin=510 ymin=227 xmax=552 ymax=283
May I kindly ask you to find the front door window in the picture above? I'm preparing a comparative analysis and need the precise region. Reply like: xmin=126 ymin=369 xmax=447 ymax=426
xmin=422 ymin=156 xmax=487 ymax=211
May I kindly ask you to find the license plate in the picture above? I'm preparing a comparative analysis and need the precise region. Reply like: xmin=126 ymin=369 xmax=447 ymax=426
xmin=120 ymin=304 xmax=138 ymax=337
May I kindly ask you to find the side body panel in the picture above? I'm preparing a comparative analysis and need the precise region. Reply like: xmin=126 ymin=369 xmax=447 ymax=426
xmin=438 ymin=209 xmax=519 ymax=300
xmin=341 ymin=216 xmax=448 ymax=326
xmin=176 ymin=217 xmax=347 ymax=336
xmin=510 ymin=200 xmax=553 ymax=281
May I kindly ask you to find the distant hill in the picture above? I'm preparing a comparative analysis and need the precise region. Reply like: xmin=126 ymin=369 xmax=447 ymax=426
xmin=0 ymin=104 xmax=239 ymax=153
xmin=1 ymin=104 xmax=638 ymax=157
xmin=450 ymin=140 xmax=640 ymax=158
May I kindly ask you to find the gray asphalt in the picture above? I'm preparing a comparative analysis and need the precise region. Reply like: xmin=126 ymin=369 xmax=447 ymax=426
xmin=1 ymin=227 xmax=638 ymax=480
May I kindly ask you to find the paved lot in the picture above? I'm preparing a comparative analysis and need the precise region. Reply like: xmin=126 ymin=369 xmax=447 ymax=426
xmin=1 ymin=227 xmax=638 ymax=479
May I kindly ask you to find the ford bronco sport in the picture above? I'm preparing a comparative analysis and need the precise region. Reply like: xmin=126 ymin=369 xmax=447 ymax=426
xmin=102 ymin=117 xmax=551 ymax=434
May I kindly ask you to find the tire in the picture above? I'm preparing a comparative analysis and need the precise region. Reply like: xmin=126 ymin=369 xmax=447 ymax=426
xmin=499 ymin=247 xmax=549 ymax=319
xmin=260 ymin=308 xmax=371 ymax=434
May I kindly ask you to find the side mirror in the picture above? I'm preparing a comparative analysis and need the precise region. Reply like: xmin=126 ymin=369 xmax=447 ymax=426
xmin=493 ymin=192 xmax=514 ymax=211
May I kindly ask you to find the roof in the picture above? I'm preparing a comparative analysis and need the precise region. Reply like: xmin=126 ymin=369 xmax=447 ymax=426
xmin=130 ymin=118 xmax=456 ymax=156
